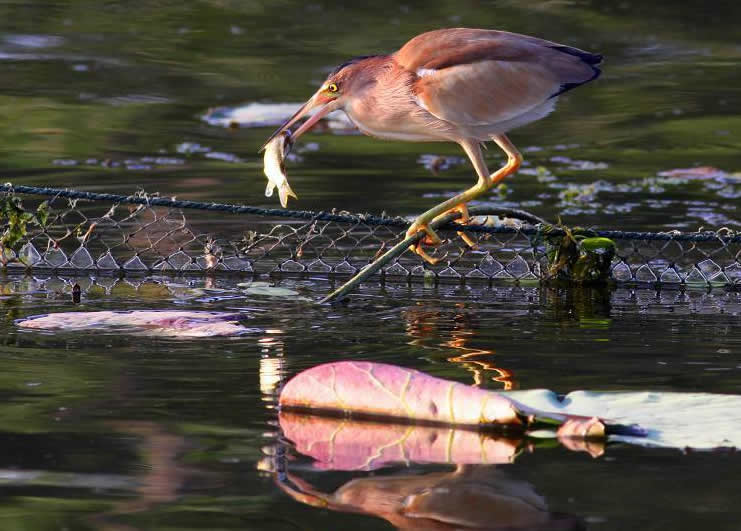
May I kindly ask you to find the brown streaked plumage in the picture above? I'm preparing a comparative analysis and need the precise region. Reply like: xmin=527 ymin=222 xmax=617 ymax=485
xmin=262 ymin=28 xmax=602 ymax=263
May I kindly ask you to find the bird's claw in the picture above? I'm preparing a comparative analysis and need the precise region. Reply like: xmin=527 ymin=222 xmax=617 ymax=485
xmin=407 ymin=204 xmax=481 ymax=264
xmin=436 ymin=204 xmax=478 ymax=250
xmin=407 ymin=222 xmax=442 ymax=245
xmin=413 ymin=244 xmax=447 ymax=265
xmin=406 ymin=223 xmax=444 ymax=265
xmin=453 ymin=204 xmax=470 ymax=224
xmin=457 ymin=231 xmax=478 ymax=250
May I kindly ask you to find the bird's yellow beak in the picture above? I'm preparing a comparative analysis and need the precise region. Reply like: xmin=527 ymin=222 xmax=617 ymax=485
xmin=259 ymin=93 xmax=336 ymax=152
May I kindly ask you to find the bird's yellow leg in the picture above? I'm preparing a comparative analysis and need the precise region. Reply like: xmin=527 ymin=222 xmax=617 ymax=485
xmin=406 ymin=134 xmax=522 ymax=264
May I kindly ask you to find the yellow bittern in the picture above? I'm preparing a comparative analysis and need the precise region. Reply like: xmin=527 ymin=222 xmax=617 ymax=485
xmin=263 ymin=28 xmax=601 ymax=263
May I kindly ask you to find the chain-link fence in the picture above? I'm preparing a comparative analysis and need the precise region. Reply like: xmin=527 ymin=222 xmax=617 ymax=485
xmin=1 ymin=184 xmax=739 ymax=288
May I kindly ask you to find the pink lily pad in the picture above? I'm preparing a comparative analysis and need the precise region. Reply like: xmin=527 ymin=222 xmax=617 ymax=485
xmin=17 ymin=310 xmax=255 ymax=338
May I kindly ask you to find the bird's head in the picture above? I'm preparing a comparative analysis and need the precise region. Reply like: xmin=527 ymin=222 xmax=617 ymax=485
xmin=260 ymin=56 xmax=379 ymax=151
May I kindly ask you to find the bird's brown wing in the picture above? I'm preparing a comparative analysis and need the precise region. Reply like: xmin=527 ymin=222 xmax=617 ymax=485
xmin=395 ymin=28 xmax=601 ymax=126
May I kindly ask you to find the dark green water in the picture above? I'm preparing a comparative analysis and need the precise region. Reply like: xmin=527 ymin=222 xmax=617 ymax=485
xmin=2 ymin=1 xmax=741 ymax=529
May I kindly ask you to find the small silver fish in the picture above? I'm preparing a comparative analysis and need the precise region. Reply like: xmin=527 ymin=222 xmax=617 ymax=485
xmin=263 ymin=130 xmax=298 ymax=208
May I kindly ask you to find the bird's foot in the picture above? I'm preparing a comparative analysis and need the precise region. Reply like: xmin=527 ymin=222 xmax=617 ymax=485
xmin=406 ymin=222 xmax=444 ymax=265
xmin=433 ymin=204 xmax=478 ymax=249
xmin=453 ymin=203 xmax=471 ymax=224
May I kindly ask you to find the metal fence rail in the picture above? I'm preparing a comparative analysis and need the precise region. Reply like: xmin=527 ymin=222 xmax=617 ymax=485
xmin=1 ymin=184 xmax=739 ymax=288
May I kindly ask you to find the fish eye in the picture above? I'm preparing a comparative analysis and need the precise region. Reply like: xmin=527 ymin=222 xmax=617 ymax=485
xmin=327 ymin=82 xmax=339 ymax=93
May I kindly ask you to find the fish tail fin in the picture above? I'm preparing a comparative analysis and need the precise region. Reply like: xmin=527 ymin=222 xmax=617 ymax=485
xmin=278 ymin=182 xmax=298 ymax=208
xmin=286 ymin=182 xmax=298 ymax=200
xmin=265 ymin=181 xmax=275 ymax=198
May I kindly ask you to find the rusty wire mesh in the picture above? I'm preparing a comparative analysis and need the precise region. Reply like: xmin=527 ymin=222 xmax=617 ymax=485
xmin=1 ymin=187 xmax=740 ymax=288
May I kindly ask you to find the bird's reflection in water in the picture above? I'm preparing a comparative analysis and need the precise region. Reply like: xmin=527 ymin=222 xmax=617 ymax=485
xmin=268 ymin=413 xmax=595 ymax=530
xmin=402 ymin=286 xmax=616 ymax=391
xmin=87 ymin=421 xmax=193 ymax=531
xmin=403 ymin=303 xmax=515 ymax=389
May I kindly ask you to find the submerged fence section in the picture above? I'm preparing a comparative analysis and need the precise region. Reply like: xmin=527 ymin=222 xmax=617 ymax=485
xmin=1 ymin=184 xmax=739 ymax=289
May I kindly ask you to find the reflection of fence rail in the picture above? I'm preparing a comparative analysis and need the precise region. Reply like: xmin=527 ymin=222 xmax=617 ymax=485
xmin=1 ymin=184 xmax=740 ymax=288
xmin=3 ymin=276 xmax=739 ymax=318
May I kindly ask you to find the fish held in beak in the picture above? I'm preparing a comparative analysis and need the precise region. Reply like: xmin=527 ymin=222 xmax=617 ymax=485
xmin=263 ymin=130 xmax=298 ymax=208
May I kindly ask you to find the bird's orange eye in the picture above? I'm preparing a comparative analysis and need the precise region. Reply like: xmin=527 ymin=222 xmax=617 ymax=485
xmin=327 ymin=83 xmax=339 ymax=93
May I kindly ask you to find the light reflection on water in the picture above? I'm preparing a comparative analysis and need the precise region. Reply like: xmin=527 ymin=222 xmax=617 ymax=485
xmin=1 ymin=275 xmax=741 ymax=528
